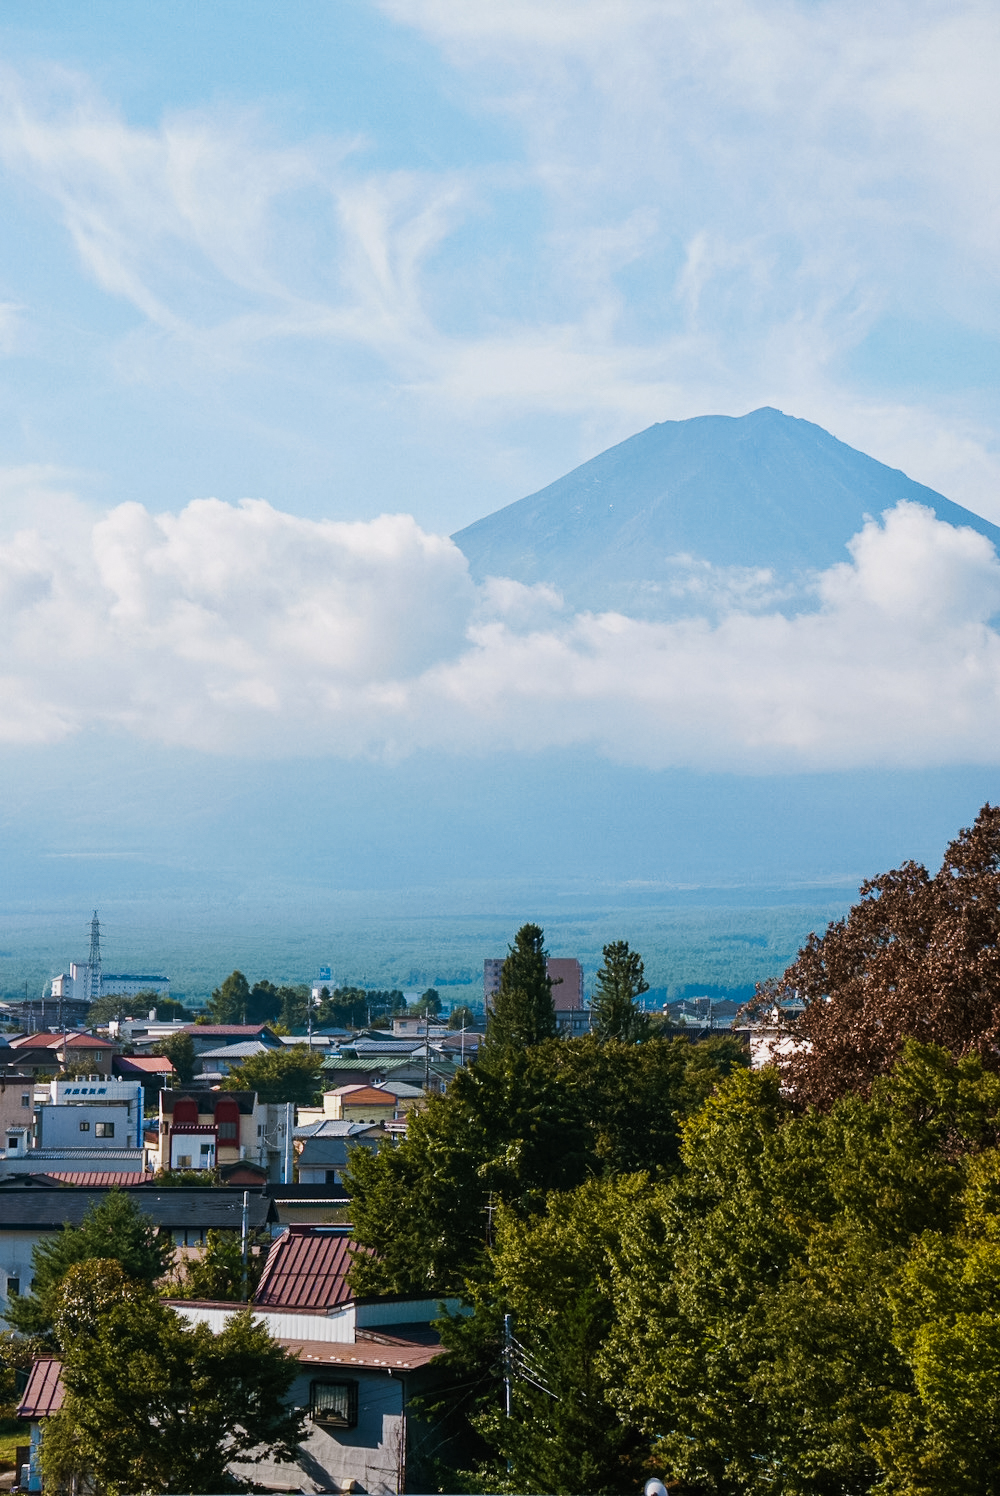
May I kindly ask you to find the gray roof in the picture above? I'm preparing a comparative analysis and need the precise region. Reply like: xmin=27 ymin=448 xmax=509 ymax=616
xmin=195 ymin=1041 xmax=270 ymax=1060
xmin=297 ymin=1134 xmax=382 ymax=1168
xmin=293 ymin=1119 xmax=376 ymax=1140
xmin=0 ymin=1188 xmax=277 ymax=1231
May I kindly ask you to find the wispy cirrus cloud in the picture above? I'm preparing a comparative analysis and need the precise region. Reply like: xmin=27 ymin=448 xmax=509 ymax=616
xmin=2 ymin=3 xmax=1000 ymax=516
xmin=2 ymin=481 xmax=1000 ymax=772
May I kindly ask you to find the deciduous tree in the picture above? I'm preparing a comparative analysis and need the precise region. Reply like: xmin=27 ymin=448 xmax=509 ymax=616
xmin=42 ymin=1260 xmax=304 ymax=1494
xmin=754 ymin=803 xmax=1000 ymax=1108
xmin=220 ymin=1043 xmax=322 ymax=1105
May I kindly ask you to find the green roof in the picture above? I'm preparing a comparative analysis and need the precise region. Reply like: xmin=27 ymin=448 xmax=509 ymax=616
xmin=320 ymin=1054 xmax=414 ymax=1071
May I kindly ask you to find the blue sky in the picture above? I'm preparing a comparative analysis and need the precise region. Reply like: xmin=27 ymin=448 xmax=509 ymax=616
xmin=3 ymin=0 xmax=1000 ymax=930
xmin=2 ymin=0 xmax=999 ymax=532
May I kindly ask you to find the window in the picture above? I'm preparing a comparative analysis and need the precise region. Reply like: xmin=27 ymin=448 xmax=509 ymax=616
xmin=20 ymin=1094 xmax=29 ymax=1107
xmin=176 ymin=1154 xmax=192 ymax=1168
xmin=95 ymin=1122 xmax=114 ymax=1138
xmin=217 ymin=1121 xmax=238 ymax=1141
xmin=310 ymin=1381 xmax=358 ymax=1429
xmin=6 ymin=1137 xmax=17 ymax=1150
xmin=79 ymin=1121 xmax=90 ymax=1132
xmin=6 ymin=1279 xmax=19 ymax=1298
xmin=200 ymin=1142 xmax=213 ymax=1155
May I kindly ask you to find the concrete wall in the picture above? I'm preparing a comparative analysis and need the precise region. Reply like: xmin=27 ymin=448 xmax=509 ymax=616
xmin=233 ymin=1369 xmax=405 ymax=1496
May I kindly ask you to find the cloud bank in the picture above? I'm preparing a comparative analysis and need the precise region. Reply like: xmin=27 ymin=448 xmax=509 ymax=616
xmin=3 ymin=490 xmax=1000 ymax=772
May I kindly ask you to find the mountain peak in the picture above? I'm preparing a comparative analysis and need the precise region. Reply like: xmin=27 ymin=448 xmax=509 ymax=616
xmin=453 ymin=409 xmax=1000 ymax=617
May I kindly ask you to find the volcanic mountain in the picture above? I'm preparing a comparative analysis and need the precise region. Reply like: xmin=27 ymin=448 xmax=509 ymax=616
xmin=453 ymin=408 xmax=1000 ymax=617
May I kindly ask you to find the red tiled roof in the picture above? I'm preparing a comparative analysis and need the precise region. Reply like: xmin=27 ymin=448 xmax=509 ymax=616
xmin=18 ymin=1357 xmax=65 ymax=1418
xmin=10 ymin=1032 xmax=110 ymax=1051
xmin=115 ymin=1055 xmax=174 ymax=1074
xmin=286 ymin=1338 xmax=443 ymax=1371
xmin=254 ymin=1225 xmax=363 ymax=1311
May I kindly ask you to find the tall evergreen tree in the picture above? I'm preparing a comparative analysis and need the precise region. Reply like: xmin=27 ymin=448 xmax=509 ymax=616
xmin=483 ymin=923 xmax=557 ymax=1059
xmin=592 ymin=940 xmax=649 ymax=1043
xmin=209 ymin=970 xmax=251 ymax=1024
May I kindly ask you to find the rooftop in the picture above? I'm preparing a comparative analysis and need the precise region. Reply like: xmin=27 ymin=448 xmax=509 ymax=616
xmin=254 ymin=1224 xmax=361 ymax=1311
xmin=17 ymin=1357 xmax=65 ymax=1419
xmin=195 ymin=1041 xmax=271 ymax=1060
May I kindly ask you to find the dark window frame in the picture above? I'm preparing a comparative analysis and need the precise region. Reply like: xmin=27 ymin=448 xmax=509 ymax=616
xmin=309 ymin=1380 xmax=359 ymax=1429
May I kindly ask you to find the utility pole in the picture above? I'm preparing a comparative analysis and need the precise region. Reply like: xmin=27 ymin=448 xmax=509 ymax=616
xmin=503 ymin=1313 xmax=513 ymax=1420
xmin=241 ymin=1189 xmax=250 ymax=1300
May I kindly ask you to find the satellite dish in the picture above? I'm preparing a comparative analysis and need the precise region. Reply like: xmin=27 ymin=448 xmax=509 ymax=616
xmin=644 ymin=1481 xmax=669 ymax=1496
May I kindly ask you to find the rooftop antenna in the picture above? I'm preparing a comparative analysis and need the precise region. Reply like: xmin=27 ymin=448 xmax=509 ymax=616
xmin=87 ymin=911 xmax=102 ymax=1008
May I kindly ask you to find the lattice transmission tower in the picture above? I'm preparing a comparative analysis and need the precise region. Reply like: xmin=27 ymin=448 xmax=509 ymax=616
xmin=87 ymin=910 xmax=102 ymax=1003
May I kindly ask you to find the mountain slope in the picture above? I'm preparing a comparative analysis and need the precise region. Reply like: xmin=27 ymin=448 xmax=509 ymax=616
xmin=453 ymin=408 xmax=1000 ymax=616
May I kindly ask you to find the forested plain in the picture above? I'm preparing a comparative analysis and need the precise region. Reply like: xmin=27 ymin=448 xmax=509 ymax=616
xmin=347 ymin=809 xmax=1000 ymax=1495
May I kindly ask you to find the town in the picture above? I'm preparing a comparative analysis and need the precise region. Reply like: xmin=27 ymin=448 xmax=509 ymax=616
xmin=2 ymin=805 xmax=1000 ymax=1495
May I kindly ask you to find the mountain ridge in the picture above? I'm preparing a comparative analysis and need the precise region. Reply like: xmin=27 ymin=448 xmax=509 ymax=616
xmin=453 ymin=408 xmax=1000 ymax=616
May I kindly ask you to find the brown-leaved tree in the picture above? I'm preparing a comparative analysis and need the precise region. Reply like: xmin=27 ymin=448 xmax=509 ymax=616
xmin=752 ymin=803 xmax=1000 ymax=1108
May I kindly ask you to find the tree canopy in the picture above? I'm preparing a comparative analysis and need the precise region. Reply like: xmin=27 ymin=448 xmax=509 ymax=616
xmin=151 ymin=1030 xmax=195 ymax=1084
xmin=6 ymin=1189 xmax=173 ymax=1340
xmin=346 ymin=1030 xmax=746 ymax=1298
xmin=209 ymin=970 xmax=252 ymax=1024
xmin=220 ymin=1043 xmax=322 ymax=1105
xmin=42 ymin=1260 xmax=304 ymax=1494
xmin=755 ymin=802 xmax=1000 ymax=1108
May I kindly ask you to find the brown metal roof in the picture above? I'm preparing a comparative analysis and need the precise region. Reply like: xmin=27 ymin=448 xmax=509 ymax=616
xmin=284 ymin=1338 xmax=444 ymax=1371
xmin=181 ymin=1024 xmax=275 ymax=1037
xmin=254 ymin=1225 xmax=364 ymax=1311
xmin=18 ymin=1357 xmax=65 ymax=1418
xmin=335 ymin=1086 xmax=398 ymax=1107
xmin=38 ymin=1171 xmax=156 ymax=1187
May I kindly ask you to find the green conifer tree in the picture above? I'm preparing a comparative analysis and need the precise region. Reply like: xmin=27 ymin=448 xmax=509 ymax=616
xmin=592 ymin=940 xmax=650 ymax=1043
xmin=483 ymin=923 xmax=557 ymax=1059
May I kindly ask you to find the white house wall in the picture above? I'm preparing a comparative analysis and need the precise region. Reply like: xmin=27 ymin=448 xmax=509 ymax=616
xmin=175 ymin=1302 xmax=357 ymax=1343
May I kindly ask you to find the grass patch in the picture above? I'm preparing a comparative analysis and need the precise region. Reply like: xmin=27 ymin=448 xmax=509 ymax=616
xmin=0 ymin=1418 xmax=30 ymax=1471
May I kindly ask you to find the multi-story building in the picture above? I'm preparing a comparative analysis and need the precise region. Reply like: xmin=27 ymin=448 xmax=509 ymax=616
xmin=33 ymin=1077 xmax=144 ymax=1152
xmin=50 ymin=966 xmax=170 ymax=1009
xmin=483 ymin=956 xmax=585 ymax=1010
xmin=150 ymin=1089 xmax=264 ymax=1173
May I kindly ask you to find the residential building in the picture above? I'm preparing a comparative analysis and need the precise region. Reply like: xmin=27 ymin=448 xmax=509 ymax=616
xmin=554 ymin=1007 xmax=594 ymax=1037
xmin=0 ymin=1071 xmax=37 ymax=1161
xmin=180 ymin=1023 xmax=283 ymax=1057
xmin=1 ymin=1186 xmax=279 ymax=1326
xmin=179 ymin=1224 xmax=457 ymax=1494
xmin=7 ymin=1032 xmax=119 ymax=1078
xmin=194 ymin=1039 xmax=273 ymax=1081
xmin=32 ymin=1076 xmax=145 ymax=1153
xmin=150 ymin=1088 xmax=264 ymax=1174
xmin=299 ymin=1083 xmax=424 ymax=1129
xmin=294 ymin=1120 xmax=384 ymax=1185
xmin=324 ymin=1085 xmax=401 ymax=1125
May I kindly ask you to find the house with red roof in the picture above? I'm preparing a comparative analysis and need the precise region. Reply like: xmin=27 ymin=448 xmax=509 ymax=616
xmin=8 ymin=1031 xmax=119 ymax=1078
xmin=172 ymin=1223 xmax=460 ymax=1494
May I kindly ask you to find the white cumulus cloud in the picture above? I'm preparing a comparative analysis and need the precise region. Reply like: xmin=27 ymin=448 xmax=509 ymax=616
xmin=2 ymin=488 xmax=1000 ymax=770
